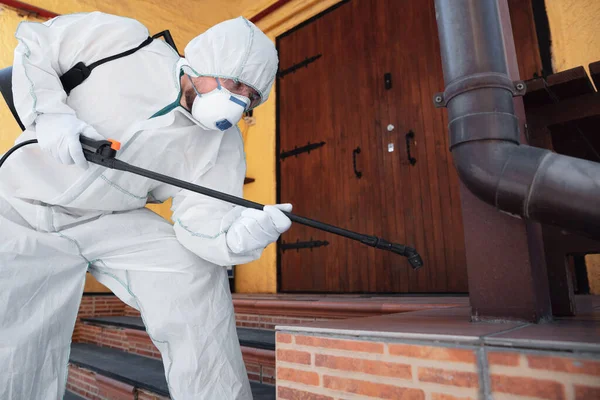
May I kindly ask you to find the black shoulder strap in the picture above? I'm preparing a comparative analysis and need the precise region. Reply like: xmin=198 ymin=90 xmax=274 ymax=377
xmin=0 ymin=66 xmax=25 ymax=131
xmin=60 ymin=36 xmax=154 ymax=95
xmin=152 ymin=30 xmax=180 ymax=55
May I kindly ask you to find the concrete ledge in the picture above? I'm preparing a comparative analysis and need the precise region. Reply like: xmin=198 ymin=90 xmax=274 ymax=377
xmin=276 ymin=303 xmax=600 ymax=353
xmin=274 ymin=300 xmax=600 ymax=400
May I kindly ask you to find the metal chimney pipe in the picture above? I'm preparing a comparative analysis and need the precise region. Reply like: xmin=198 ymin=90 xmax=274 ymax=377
xmin=434 ymin=0 xmax=600 ymax=238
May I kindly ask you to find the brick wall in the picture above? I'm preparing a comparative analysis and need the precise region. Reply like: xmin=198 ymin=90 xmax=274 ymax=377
xmin=276 ymin=332 xmax=600 ymax=400
xmin=243 ymin=347 xmax=277 ymax=385
xmin=236 ymin=313 xmax=331 ymax=330
xmin=67 ymin=365 xmax=168 ymax=400
xmin=77 ymin=296 xmax=126 ymax=318
xmin=75 ymin=321 xmax=275 ymax=385
xmin=124 ymin=305 xmax=141 ymax=317
xmin=77 ymin=323 xmax=161 ymax=359
xmin=487 ymin=349 xmax=600 ymax=399
xmin=67 ymin=365 xmax=102 ymax=400
xmin=276 ymin=333 xmax=479 ymax=400
xmin=73 ymin=296 xmax=127 ymax=341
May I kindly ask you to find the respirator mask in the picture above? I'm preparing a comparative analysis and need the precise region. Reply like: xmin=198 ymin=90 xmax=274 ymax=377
xmin=188 ymin=75 xmax=251 ymax=131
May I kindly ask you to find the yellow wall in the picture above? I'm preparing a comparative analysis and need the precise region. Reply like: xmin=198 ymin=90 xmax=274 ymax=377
xmin=545 ymin=0 xmax=600 ymax=79
xmin=0 ymin=7 xmax=43 ymax=150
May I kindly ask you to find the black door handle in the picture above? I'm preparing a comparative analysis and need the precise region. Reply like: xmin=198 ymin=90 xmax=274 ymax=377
xmin=405 ymin=131 xmax=417 ymax=166
xmin=353 ymin=147 xmax=362 ymax=178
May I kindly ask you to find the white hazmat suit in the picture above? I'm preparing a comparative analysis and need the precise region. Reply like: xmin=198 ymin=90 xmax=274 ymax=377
xmin=0 ymin=11 xmax=285 ymax=400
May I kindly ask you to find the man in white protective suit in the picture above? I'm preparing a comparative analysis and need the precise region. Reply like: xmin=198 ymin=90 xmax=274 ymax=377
xmin=0 ymin=11 xmax=291 ymax=400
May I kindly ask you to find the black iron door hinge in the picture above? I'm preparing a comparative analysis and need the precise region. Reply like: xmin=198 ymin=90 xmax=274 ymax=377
xmin=278 ymin=54 xmax=322 ymax=78
xmin=280 ymin=239 xmax=330 ymax=252
xmin=280 ymin=141 xmax=325 ymax=160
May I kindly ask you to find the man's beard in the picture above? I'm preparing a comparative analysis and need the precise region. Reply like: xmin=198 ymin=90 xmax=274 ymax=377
xmin=184 ymin=88 xmax=196 ymax=111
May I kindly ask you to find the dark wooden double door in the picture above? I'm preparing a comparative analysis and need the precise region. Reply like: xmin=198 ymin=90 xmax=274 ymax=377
xmin=276 ymin=0 xmax=540 ymax=293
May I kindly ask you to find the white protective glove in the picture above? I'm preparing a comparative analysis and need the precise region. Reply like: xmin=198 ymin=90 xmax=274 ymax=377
xmin=227 ymin=204 xmax=293 ymax=254
xmin=35 ymin=113 xmax=105 ymax=169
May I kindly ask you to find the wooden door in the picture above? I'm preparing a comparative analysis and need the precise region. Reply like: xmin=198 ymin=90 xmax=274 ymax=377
xmin=277 ymin=0 xmax=540 ymax=293
xmin=277 ymin=0 xmax=387 ymax=292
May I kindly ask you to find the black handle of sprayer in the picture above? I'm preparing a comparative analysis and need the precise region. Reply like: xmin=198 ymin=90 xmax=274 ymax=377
xmin=77 ymin=137 xmax=424 ymax=269
xmin=79 ymin=137 xmax=119 ymax=158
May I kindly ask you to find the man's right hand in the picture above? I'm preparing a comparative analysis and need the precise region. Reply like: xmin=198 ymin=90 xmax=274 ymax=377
xmin=226 ymin=204 xmax=293 ymax=254
xmin=35 ymin=113 xmax=105 ymax=169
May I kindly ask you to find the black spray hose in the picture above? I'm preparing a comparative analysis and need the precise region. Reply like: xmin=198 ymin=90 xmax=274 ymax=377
xmin=0 ymin=139 xmax=37 ymax=167
xmin=0 ymin=138 xmax=424 ymax=269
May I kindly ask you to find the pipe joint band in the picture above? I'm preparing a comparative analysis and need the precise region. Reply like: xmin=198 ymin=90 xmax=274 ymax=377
xmin=433 ymin=72 xmax=526 ymax=108
xmin=449 ymin=112 xmax=520 ymax=149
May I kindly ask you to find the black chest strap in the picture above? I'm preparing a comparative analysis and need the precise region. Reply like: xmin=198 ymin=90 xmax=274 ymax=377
xmin=59 ymin=36 xmax=154 ymax=95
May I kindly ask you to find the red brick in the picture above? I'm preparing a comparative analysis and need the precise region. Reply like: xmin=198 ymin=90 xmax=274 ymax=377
xmin=70 ymin=387 xmax=100 ymax=400
xmin=105 ymin=340 xmax=126 ymax=347
xmin=431 ymin=394 xmax=474 ymax=400
xmin=81 ymin=375 xmax=96 ymax=384
xmin=68 ymin=382 xmax=94 ymax=393
xmin=131 ymin=343 xmax=154 ymax=350
xmin=96 ymin=375 xmax=135 ymax=400
xmin=315 ymin=354 xmax=411 ymax=379
xmin=128 ymin=338 xmax=154 ymax=346
xmin=277 ymin=367 xmax=319 ymax=386
xmin=277 ymin=333 xmax=293 ymax=344
xmin=491 ymin=374 xmax=565 ymax=400
xmin=390 ymin=344 xmax=476 ymax=364
xmin=263 ymin=366 xmax=276 ymax=377
xmin=278 ymin=386 xmax=334 ymax=400
xmin=245 ymin=363 xmax=261 ymax=373
xmin=69 ymin=377 xmax=93 ymax=390
xmin=248 ymin=372 xmax=261 ymax=382
xmin=102 ymin=331 xmax=123 ymax=338
xmin=136 ymin=389 xmax=169 ymax=400
xmin=487 ymin=351 xmax=520 ymax=366
xmin=278 ymin=349 xmax=311 ymax=365
xmin=575 ymin=384 xmax=600 ymax=400
xmin=137 ymin=349 xmax=159 ymax=358
xmin=263 ymin=376 xmax=276 ymax=385
xmin=527 ymin=355 xmax=600 ymax=377
xmin=323 ymin=375 xmax=424 ymax=399
xmin=418 ymin=368 xmax=479 ymax=388
xmin=295 ymin=335 xmax=384 ymax=353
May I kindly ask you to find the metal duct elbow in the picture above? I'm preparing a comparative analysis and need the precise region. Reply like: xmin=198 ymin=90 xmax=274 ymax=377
xmin=435 ymin=0 xmax=600 ymax=238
